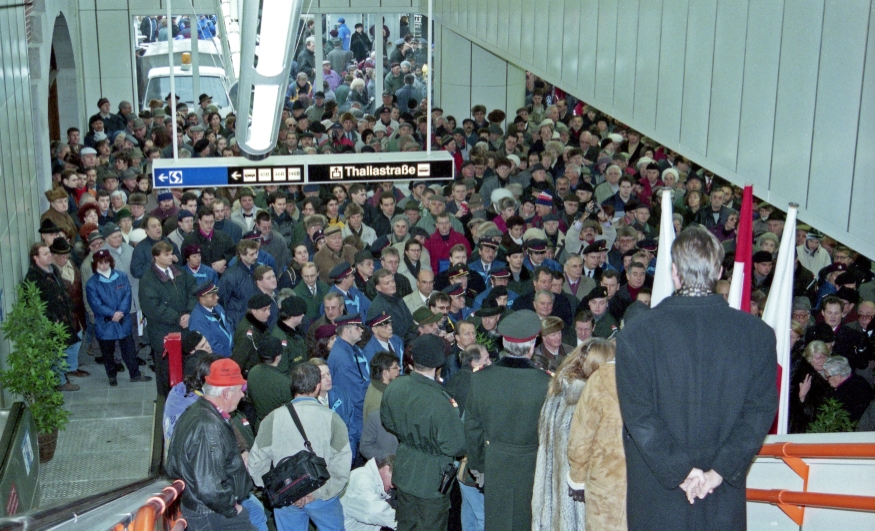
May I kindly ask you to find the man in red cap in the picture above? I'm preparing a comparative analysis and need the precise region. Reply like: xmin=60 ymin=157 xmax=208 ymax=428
xmin=166 ymin=358 xmax=255 ymax=530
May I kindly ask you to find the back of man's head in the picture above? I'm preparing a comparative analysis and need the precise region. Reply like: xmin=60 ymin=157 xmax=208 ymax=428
xmin=291 ymin=363 xmax=321 ymax=396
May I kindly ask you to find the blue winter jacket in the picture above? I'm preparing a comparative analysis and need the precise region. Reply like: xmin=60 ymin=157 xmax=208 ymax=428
xmin=189 ymin=303 xmax=234 ymax=357
xmin=327 ymin=386 xmax=361 ymax=462
xmin=327 ymin=338 xmax=370 ymax=422
xmin=218 ymin=261 xmax=258 ymax=331
xmin=85 ymin=269 xmax=133 ymax=340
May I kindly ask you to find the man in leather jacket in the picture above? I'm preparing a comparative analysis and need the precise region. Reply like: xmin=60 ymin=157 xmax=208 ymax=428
xmin=166 ymin=359 xmax=256 ymax=530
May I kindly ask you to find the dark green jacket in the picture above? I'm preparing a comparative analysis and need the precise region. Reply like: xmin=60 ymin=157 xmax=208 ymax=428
xmin=381 ymin=372 xmax=466 ymax=499
xmin=270 ymin=320 xmax=308 ymax=375
xmin=465 ymin=355 xmax=550 ymax=531
xmin=247 ymin=363 xmax=292 ymax=426
xmin=231 ymin=313 xmax=271 ymax=376
xmin=593 ymin=312 xmax=619 ymax=339
xmin=139 ymin=264 xmax=197 ymax=353
xmin=293 ymin=280 xmax=331 ymax=321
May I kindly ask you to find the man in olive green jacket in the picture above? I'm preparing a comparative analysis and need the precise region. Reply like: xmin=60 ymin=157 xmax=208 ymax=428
xmin=246 ymin=336 xmax=292 ymax=430
xmin=381 ymin=334 xmax=465 ymax=531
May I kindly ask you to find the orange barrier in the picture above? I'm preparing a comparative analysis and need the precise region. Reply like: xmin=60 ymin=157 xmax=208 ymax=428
xmin=747 ymin=442 xmax=875 ymax=524
xmin=759 ymin=442 xmax=875 ymax=459
xmin=130 ymin=480 xmax=186 ymax=531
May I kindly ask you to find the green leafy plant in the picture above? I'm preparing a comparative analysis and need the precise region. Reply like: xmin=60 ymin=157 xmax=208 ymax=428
xmin=0 ymin=281 xmax=70 ymax=434
xmin=807 ymin=398 xmax=857 ymax=434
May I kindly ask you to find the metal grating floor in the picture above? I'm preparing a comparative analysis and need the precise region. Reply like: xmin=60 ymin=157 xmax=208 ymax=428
xmin=38 ymin=355 xmax=157 ymax=507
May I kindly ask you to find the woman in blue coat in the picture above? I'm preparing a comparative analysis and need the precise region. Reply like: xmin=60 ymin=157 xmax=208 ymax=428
xmin=85 ymin=249 xmax=152 ymax=386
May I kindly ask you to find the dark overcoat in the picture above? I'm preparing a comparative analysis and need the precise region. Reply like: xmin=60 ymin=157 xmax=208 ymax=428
xmin=465 ymin=355 xmax=550 ymax=531
xmin=616 ymin=294 xmax=777 ymax=531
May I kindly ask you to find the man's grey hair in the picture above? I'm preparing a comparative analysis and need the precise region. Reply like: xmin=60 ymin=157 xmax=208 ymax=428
xmin=535 ymin=289 xmax=555 ymax=303
xmin=391 ymin=214 xmax=409 ymax=227
xmin=201 ymin=383 xmax=225 ymax=397
xmin=671 ymin=226 xmax=724 ymax=291
xmin=823 ymin=356 xmax=851 ymax=379
xmin=503 ymin=338 xmax=536 ymax=357
xmin=381 ymin=246 xmax=400 ymax=260
xmin=110 ymin=190 xmax=127 ymax=202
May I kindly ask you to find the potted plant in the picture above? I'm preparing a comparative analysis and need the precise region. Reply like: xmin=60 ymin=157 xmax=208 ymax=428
xmin=807 ymin=398 xmax=857 ymax=433
xmin=0 ymin=280 xmax=70 ymax=462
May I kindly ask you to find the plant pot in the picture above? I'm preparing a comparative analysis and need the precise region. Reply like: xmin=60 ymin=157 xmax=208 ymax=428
xmin=38 ymin=429 xmax=59 ymax=463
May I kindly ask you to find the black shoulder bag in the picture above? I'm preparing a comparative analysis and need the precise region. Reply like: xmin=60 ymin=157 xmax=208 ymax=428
xmin=261 ymin=403 xmax=331 ymax=508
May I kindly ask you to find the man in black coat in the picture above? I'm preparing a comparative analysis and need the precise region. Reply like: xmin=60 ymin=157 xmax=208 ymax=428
xmin=182 ymin=208 xmax=235 ymax=276
xmin=140 ymin=241 xmax=197 ymax=396
xmin=513 ymin=266 xmax=573 ymax=324
xmin=615 ymin=227 xmax=777 ymax=530
xmin=26 ymin=243 xmax=84 ymax=391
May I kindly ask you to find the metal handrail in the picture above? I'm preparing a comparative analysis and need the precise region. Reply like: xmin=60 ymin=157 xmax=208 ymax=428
xmin=747 ymin=488 xmax=875 ymax=513
xmin=758 ymin=442 xmax=875 ymax=459
xmin=130 ymin=480 xmax=186 ymax=531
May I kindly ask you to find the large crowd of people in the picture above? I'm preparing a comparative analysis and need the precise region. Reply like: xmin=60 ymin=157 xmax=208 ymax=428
xmin=30 ymin=13 xmax=875 ymax=531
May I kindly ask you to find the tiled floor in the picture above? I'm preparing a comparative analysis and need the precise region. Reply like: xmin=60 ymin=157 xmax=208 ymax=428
xmin=38 ymin=354 xmax=157 ymax=508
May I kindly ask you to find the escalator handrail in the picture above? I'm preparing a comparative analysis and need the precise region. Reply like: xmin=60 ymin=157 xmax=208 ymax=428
xmin=0 ymin=395 xmax=168 ymax=530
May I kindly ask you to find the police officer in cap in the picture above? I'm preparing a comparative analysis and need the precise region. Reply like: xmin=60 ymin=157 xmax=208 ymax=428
xmin=381 ymin=334 xmax=466 ymax=531
xmin=464 ymin=309 xmax=551 ymax=531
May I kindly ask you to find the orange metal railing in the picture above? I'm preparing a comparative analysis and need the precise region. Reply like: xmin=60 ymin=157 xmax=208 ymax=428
xmin=747 ymin=441 xmax=875 ymax=524
xmin=129 ymin=479 xmax=186 ymax=531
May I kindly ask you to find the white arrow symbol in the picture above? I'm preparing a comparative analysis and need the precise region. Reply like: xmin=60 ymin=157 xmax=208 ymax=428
xmin=158 ymin=173 xmax=169 ymax=183
xmin=231 ymin=171 xmax=241 ymax=181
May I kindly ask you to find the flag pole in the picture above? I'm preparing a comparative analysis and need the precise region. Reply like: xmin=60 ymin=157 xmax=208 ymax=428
xmin=761 ymin=202 xmax=799 ymax=435
xmin=651 ymin=189 xmax=676 ymax=307
xmin=728 ymin=184 xmax=754 ymax=311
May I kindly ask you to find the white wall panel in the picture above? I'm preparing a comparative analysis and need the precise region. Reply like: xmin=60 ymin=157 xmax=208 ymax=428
xmin=632 ymin=0 xmax=661 ymax=130
xmin=706 ymin=0 xmax=747 ymax=173
xmin=848 ymin=3 xmax=875 ymax=243
xmin=560 ymin=1 xmax=580 ymax=90
xmin=679 ymin=0 xmax=715 ymax=156
xmin=612 ymin=0 xmax=638 ymax=119
xmin=769 ymin=0 xmax=824 ymax=206
xmin=505 ymin=0 xmax=522 ymax=60
xmin=518 ymin=0 xmax=534 ymax=66
xmin=531 ymin=0 xmax=549 ymax=78
xmin=495 ymin=0 xmax=510 ymax=57
xmin=735 ymin=0 xmax=782 ymax=193
xmin=475 ymin=0 xmax=486 ymax=43
xmin=485 ymin=0 xmax=498 ymax=46
xmin=806 ymin=0 xmax=869 ymax=225
xmin=594 ymin=0 xmax=617 ymax=104
xmin=546 ymin=0 xmax=565 ymax=83
xmin=576 ymin=0 xmax=599 ymax=100
xmin=654 ymin=0 xmax=687 ymax=144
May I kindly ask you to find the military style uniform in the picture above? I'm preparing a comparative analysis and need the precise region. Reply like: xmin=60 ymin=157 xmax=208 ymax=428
xmin=464 ymin=310 xmax=551 ymax=531
xmin=270 ymin=321 xmax=307 ymax=374
xmin=381 ymin=371 xmax=467 ymax=531
xmin=246 ymin=362 xmax=291 ymax=427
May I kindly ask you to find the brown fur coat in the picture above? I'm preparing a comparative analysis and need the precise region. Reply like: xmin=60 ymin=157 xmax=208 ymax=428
xmin=568 ymin=361 xmax=627 ymax=531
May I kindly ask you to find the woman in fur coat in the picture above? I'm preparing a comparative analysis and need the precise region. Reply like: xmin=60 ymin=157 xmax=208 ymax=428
xmin=567 ymin=338 xmax=627 ymax=531
xmin=531 ymin=343 xmax=590 ymax=531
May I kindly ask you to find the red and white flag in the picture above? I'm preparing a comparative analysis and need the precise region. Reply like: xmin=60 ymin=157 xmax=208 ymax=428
xmin=761 ymin=204 xmax=798 ymax=435
xmin=727 ymin=185 xmax=754 ymax=311
xmin=651 ymin=189 xmax=676 ymax=307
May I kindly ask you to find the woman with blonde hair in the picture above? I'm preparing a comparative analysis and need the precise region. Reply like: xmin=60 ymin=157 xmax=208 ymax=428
xmin=567 ymin=337 xmax=626 ymax=530
xmin=531 ymin=341 xmax=598 ymax=530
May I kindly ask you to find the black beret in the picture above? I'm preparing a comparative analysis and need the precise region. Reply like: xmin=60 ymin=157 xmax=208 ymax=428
xmin=257 ymin=336 xmax=284 ymax=361
xmin=752 ymin=250 xmax=774 ymax=264
xmin=248 ymin=292 xmax=274 ymax=310
xmin=280 ymin=296 xmax=307 ymax=317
